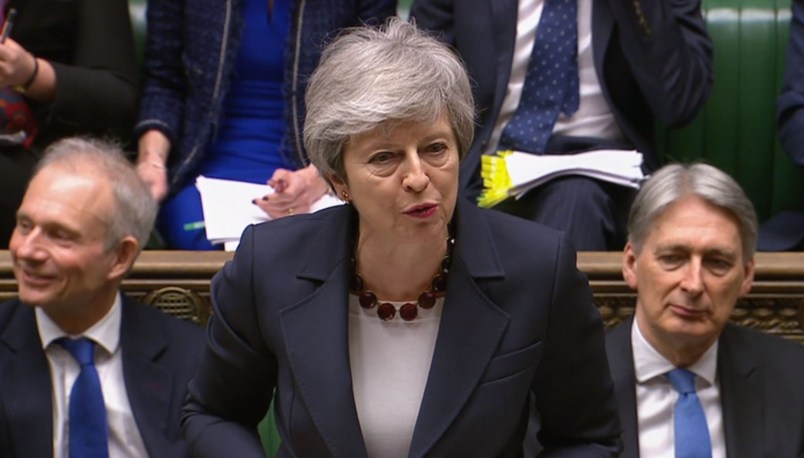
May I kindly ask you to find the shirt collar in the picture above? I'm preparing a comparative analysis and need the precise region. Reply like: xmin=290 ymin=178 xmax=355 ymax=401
xmin=631 ymin=319 xmax=718 ymax=386
xmin=35 ymin=293 xmax=123 ymax=356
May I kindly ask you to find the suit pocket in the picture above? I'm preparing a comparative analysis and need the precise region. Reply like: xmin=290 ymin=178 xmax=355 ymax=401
xmin=480 ymin=340 xmax=543 ymax=384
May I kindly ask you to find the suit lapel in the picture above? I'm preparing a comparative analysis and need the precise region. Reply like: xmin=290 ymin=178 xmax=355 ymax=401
xmin=592 ymin=1 xmax=614 ymax=94
xmin=0 ymin=302 xmax=54 ymax=457
xmin=279 ymin=207 xmax=367 ymax=458
xmin=120 ymin=298 xmax=174 ymax=456
xmin=606 ymin=318 xmax=640 ymax=458
xmin=490 ymin=0 xmax=519 ymax=123
xmin=407 ymin=202 xmax=508 ymax=457
xmin=718 ymin=325 xmax=763 ymax=458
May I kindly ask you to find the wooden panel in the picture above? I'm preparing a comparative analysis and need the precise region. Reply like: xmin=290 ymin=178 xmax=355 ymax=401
xmin=1 ymin=250 xmax=801 ymax=343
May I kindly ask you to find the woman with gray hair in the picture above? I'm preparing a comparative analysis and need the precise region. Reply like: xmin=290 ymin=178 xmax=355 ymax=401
xmin=182 ymin=18 xmax=621 ymax=457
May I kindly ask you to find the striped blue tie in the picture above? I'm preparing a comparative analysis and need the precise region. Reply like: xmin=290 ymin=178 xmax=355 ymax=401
xmin=666 ymin=368 xmax=712 ymax=458
xmin=59 ymin=338 xmax=109 ymax=458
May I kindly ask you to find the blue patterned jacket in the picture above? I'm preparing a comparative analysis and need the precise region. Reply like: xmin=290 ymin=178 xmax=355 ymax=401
xmin=135 ymin=0 xmax=397 ymax=194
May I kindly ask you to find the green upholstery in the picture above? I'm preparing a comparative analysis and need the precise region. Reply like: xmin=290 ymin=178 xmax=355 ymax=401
xmin=658 ymin=0 xmax=804 ymax=221
xmin=129 ymin=0 xmax=147 ymax=67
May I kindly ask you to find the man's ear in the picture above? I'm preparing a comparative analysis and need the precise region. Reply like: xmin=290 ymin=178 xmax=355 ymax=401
xmin=739 ymin=256 xmax=755 ymax=296
xmin=622 ymin=242 xmax=639 ymax=290
xmin=107 ymin=236 xmax=140 ymax=282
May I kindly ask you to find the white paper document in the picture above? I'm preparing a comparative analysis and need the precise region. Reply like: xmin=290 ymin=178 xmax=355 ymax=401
xmin=195 ymin=175 xmax=344 ymax=247
xmin=504 ymin=149 xmax=645 ymax=199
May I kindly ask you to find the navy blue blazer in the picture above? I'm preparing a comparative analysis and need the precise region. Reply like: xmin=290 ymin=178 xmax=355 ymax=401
xmin=0 ymin=296 xmax=204 ymax=458
xmin=410 ymin=0 xmax=714 ymax=199
xmin=605 ymin=317 xmax=804 ymax=457
xmin=182 ymin=201 xmax=621 ymax=457
xmin=778 ymin=0 xmax=804 ymax=167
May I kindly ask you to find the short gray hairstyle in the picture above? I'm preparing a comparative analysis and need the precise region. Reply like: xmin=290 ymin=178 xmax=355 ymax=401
xmin=304 ymin=17 xmax=475 ymax=183
xmin=628 ymin=162 xmax=758 ymax=260
xmin=35 ymin=137 xmax=157 ymax=251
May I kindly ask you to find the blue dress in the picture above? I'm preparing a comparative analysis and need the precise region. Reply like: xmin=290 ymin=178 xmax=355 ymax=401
xmin=158 ymin=0 xmax=293 ymax=250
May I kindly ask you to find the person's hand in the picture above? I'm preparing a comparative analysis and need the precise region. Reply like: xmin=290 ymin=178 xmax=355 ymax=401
xmin=0 ymin=38 xmax=36 ymax=88
xmin=253 ymin=164 xmax=329 ymax=219
xmin=136 ymin=130 xmax=171 ymax=202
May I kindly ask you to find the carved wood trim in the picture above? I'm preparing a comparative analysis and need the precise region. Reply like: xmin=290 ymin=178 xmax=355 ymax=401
xmin=0 ymin=251 xmax=801 ymax=343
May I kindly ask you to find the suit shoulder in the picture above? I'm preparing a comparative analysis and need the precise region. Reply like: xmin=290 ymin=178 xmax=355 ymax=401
xmin=124 ymin=299 xmax=204 ymax=343
xmin=0 ymin=300 xmax=20 ymax=331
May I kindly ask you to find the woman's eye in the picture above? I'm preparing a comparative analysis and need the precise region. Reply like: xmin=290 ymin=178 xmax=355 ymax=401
xmin=425 ymin=142 xmax=448 ymax=154
xmin=369 ymin=151 xmax=395 ymax=164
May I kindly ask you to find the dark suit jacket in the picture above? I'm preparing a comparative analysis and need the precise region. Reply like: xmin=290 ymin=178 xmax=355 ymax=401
xmin=605 ymin=317 xmax=804 ymax=457
xmin=182 ymin=201 xmax=622 ymax=457
xmin=0 ymin=296 xmax=204 ymax=458
xmin=778 ymin=0 xmax=804 ymax=167
xmin=410 ymin=0 xmax=714 ymax=199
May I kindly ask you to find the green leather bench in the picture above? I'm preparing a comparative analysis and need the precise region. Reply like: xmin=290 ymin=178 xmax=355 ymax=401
xmin=659 ymin=0 xmax=804 ymax=222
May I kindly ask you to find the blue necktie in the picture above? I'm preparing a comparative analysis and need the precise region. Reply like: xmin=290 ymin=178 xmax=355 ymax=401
xmin=666 ymin=368 xmax=712 ymax=458
xmin=499 ymin=0 xmax=580 ymax=154
xmin=59 ymin=338 xmax=109 ymax=458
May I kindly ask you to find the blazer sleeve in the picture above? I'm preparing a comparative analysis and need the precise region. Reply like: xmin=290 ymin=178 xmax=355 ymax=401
xmin=181 ymin=226 xmax=277 ymax=458
xmin=777 ymin=0 xmax=804 ymax=167
xmin=46 ymin=0 xmax=138 ymax=130
xmin=409 ymin=0 xmax=457 ymax=45
xmin=134 ymin=0 xmax=186 ymax=143
xmin=531 ymin=234 xmax=622 ymax=456
xmin=358 ymin=0 xmax=398 ymax=24
xmin=604 ymin=0 xmax=714 ymax=127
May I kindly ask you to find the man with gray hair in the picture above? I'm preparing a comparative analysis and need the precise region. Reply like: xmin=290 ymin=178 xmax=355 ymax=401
xmin=605 ymin=162 xmax=804 ymax=457
xmin=0 ymin=137 xmax=203 ymax=457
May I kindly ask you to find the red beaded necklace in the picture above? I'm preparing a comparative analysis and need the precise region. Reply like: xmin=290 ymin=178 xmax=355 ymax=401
xmin=349 ymin=235 xmax=454 ymax=321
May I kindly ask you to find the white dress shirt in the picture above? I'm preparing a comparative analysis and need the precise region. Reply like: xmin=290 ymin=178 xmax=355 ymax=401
xmin=36 ymin=294 xmax=149 ymax=458
xmin=486 ymin=0 xmax=625 ymax=157
xmin=348 ymin=295 xmax=444 ymax=458
xmin=631 ymin=320 xmax=726 ymax=458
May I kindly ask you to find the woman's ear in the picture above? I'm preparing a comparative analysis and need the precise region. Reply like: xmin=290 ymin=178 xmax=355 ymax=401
xmin=328 ymin=173 xmax=346 ymax=193
xmin=328 ymin=174 xmax=352 ymax=203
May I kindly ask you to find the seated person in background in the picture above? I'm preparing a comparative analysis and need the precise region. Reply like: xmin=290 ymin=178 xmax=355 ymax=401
xmin=410 ymin=0 xmax=713 ymax=250
xmin=605 ymin=162 xmax=804 ymax=457
xmin=0 ymin=0 xmax=138 ymax=249
xmin=134 ymin=0 xmax=397 ymax=250
xmin=771 ymin=0 xmax=804 ymax=251
xmin=0 ymin=137 xmax=204 ymax=457
xmin=180 ymin=18 xmax=621 ymax=457
xmin=778 ymin=0 xmax=804 ymax=167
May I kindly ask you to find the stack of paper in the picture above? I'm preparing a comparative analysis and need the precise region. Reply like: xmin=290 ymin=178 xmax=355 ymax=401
xmin=478 ymin=149 xmax=645 ymax=208
xmin=195 ymin=176 xmax=344 ymax=248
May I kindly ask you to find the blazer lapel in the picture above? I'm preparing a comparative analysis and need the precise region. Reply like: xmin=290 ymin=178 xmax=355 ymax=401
xmin=279 ymin=207 xmax=367 ymax=458
xmin=408 ymin=202 xmax=509 ymax=457
xmin=0 ymin=302 xmax=54 ymax=457
xmin=718 ymin=325 xmax=763 ymax=458
xmin=120 ymin=298 xmax=174 ymax=456
xmin=606 ymin=318 xmax=640 ymax=458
